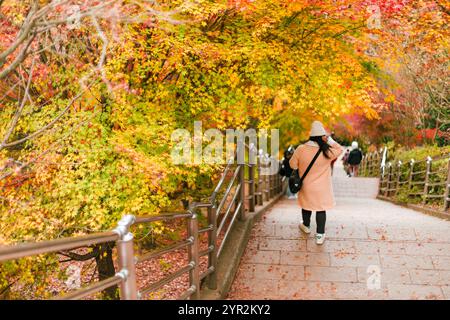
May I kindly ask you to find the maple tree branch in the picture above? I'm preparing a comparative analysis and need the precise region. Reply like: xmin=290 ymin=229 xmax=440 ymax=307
xmin=0 ymin=0 xmax=38 ymax=65
xmin=0 ymin=33 xmax=36 ymax=80
xmin=1 ymin=59 xmax=35 ymax=148
xmin=58 ymin=247 xmax=99 ymax=261
xmin=0 ymin=106 xmax=100 ymax=181
xmin=332 ymin=22 xmax=366 ymax=39
xmin=0 ymin=79 xmax=97 ymax=151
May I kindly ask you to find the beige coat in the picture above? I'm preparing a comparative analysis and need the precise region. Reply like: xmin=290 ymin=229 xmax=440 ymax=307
xmin=289 ymin=142 xmax=343 ymax=211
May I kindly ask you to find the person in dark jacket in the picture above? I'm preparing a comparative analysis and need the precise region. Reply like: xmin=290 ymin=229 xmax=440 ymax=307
xmin=347 ymin=141 xmax=363 ymax=177
xmin=279 ymin=146 xmax=296 ymax=199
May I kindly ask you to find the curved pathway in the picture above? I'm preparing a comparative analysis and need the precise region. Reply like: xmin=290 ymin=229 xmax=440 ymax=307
xmin=228 ymin=154 xmax=450 ymax=299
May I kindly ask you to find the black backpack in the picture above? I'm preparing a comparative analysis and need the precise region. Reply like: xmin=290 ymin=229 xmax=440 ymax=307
xmin=289 ymin=149 xmax=322 ymax=194
xmin=348 ymin=149 xmax=363 ymax=165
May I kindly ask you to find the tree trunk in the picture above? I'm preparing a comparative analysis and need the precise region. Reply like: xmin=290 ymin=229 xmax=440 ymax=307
xmin=94 ymin=242 xmax=119 ymax=300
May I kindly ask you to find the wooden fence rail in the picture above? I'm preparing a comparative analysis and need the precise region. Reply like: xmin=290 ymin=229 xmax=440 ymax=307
xmin=361 ymin=148 xmax=450 ymax=212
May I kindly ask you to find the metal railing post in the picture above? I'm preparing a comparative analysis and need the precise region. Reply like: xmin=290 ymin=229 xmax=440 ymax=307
xmin=114 ymin=215 xmax=138 ymax=300
xmin=276 ymin=168 xmax=281 ymax=194
xmin=256 ymin=154 xmax=263 ymax=206
xmin=274 ymin=172 xmax=278 ymax=195
xmin=272 ymin=157 xmax=276 ymax=197
xmin=238 ymin=163 xmax=246 ymax=220
xmin=207 ymin=206 xmax=218 ymax=290
xmin=269 ymin=162 xmax=273 ymax=199
xmin=188 ymin=214 xmax=200 ymax=299
xmin=264 ymin=156 xmax=270 ymax=201
xmin=248 ymin=163 xmax=256 ymax=212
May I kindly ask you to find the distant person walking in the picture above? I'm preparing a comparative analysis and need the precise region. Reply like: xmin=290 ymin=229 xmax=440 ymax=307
xmin=279 ymin=146 xmax=296 ymax=199
xmin=342 ymin=148 xmax=350 ymax=176
xmin=347 ymin=141 xmax=363 ymax=177
xmin=289 ymin=121 xmax=343 ymax=244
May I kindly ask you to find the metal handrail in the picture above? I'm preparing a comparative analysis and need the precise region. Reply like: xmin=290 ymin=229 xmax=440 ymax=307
xmin=217 ymin=201 xmax=242 ymax=257
xmin=0 ymin=142 xmax=286 ymax=300
xmin=216 ymin=165 xmax=241 ymax=214
xmin=55 ymin=274 xmax=124 ymax=300
xmin=134 ymin=213 xmax=193 ymax=224
xmin=200 ymin=266 xmax=215 ymax=280
xmin=0 ymin=231 xmax=119 ymax=262
xmin=179 ymin=286 xmax=197 ymax=300
xmin=140 ymin=263 xmax=194 ymax=297
xmin=217 ymin=183 xmax=242 ymax=235
xmin=211 ymin=159 xmax=234 ymax=204
xmin=198 ymin=225 xmax=214 ymax=234
xmin=199 ymin=246 xmax=214 ymax=257
xmin=136 ymin=239 xmax=193 ymax=263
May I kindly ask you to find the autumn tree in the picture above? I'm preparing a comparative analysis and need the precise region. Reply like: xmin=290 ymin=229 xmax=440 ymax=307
xmin=350 ymin=0 xmax=449 ymax=146
xmin=1 ymin=0 xmax=391 ymax=299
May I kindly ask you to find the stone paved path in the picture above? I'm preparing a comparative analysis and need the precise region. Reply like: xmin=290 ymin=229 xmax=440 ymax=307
xmin=228 ymin=154 xmax=450 ymax=300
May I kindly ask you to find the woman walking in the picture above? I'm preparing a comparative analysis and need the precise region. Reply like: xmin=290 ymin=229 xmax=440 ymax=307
xmin=289 ymin=121 xmax=343 ymax=244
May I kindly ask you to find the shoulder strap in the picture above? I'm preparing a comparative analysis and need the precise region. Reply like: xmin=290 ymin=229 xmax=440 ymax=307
xmin=300 ymin=149 xmax=322 ymax=181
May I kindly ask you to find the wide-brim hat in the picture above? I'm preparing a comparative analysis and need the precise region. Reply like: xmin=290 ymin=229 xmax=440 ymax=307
xmin=310 ymin=121 xmax=327 ymax=137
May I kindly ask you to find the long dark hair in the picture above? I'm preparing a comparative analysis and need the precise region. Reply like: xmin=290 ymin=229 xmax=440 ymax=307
xmin=309 ymin=136 xmax=331 ymax=159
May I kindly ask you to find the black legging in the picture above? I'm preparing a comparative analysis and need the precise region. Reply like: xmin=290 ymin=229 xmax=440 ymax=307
xmin=302 ymin=209 xmax=326 ymax=234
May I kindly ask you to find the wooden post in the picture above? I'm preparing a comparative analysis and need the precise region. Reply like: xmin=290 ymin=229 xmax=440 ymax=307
xmin=365 ymin=153 xmax=370 ymax=176
xmin=377 ymin=151 xmax=382 ymax=177
xmin=395 ymin=160 xmax=402 ymax=196
xmin=374 ymin=152 xmax=378 ymax=176
xmin=394 ymin=160 xmax=402 ymax=196
xmin=366 ymin=155 xmax=369 ymax=176
xmin=378 ymin=161 xmax=384 ymax=196
xmin=408 ymin=159 xmax=415 ymax=197
xmin=423 ymin=156 xmax=432 ymax=205
xmin=378 ymin=149 xmax=383 ymax=178
xmin=443 ymin=158 xmax=450 ymax=211
xmin=361 ymin=155 xmax=366 ymax=176
xmin=370 ymin=153 xmax=376 ymax=177
xmin=385 ymin=162 xmax=392 ymax=197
